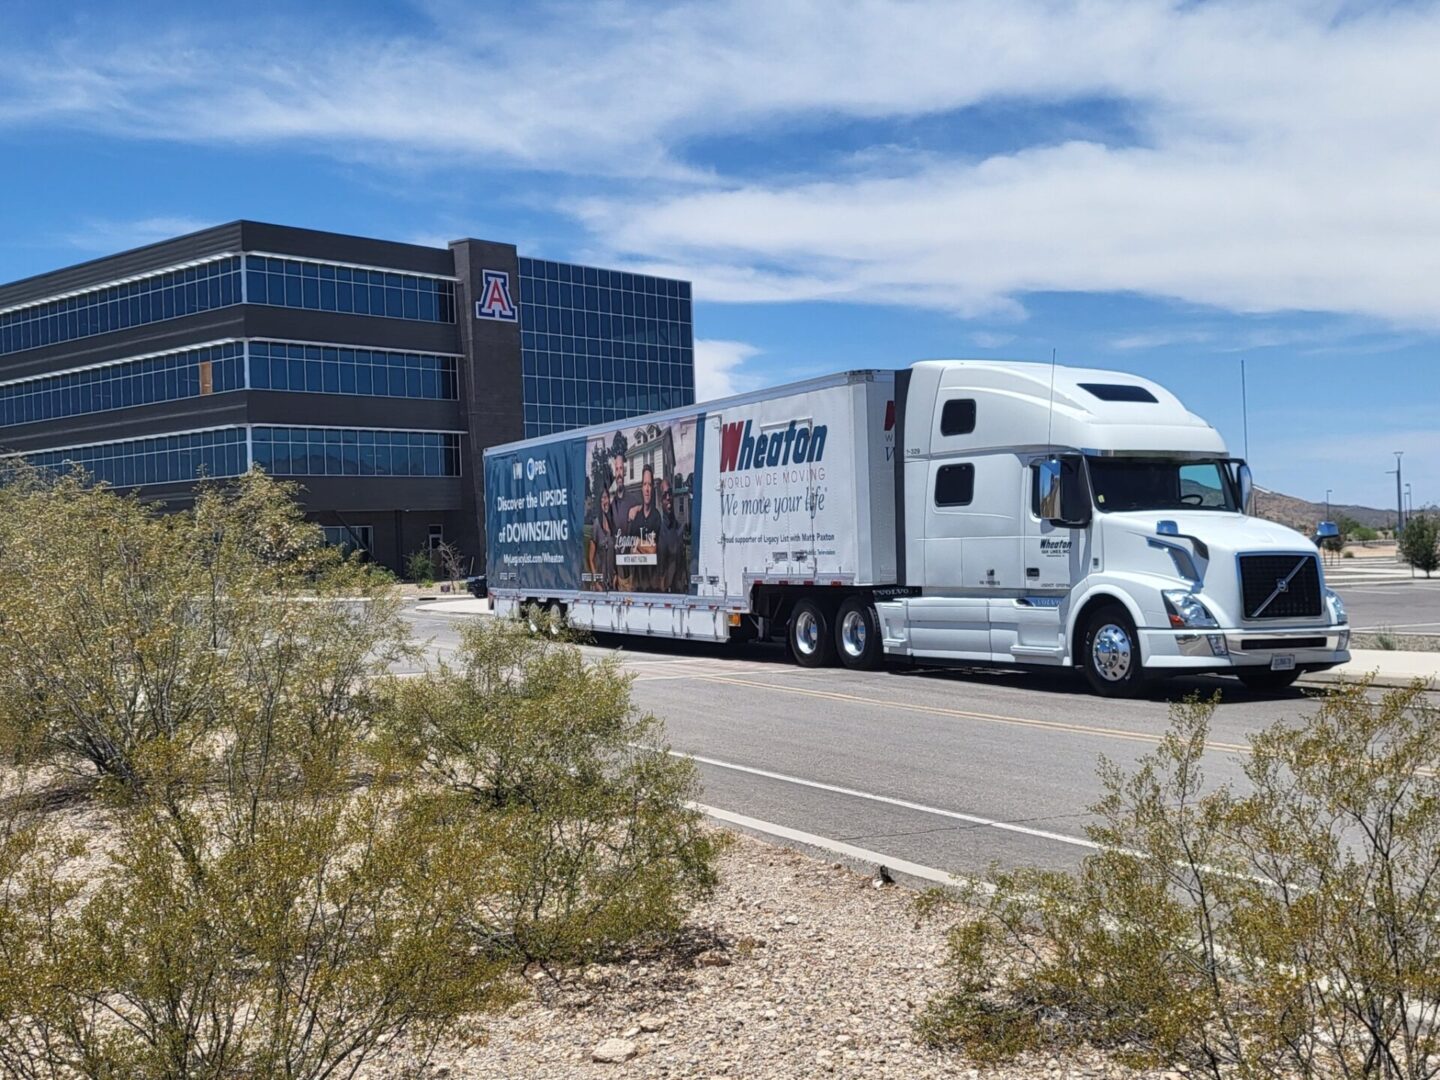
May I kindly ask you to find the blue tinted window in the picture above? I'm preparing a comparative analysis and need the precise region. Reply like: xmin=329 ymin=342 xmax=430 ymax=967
xmin=0 ymin=341 xmax=245 ymax=429
xmin=516 ymin=257 xmax=694 ymax=437
xmin=249 ymin=426 xmax=460 ymax=478
xmin=0 ymin=258 xmax=243 ymax=357
xmin=243 ymin=255 xmax=455 ymax=324
xmin=15 ymin=427 xmax=248 ymax=487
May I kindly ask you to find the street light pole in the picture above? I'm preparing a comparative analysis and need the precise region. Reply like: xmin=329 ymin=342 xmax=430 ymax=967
xmin=1325 ymin=488 xmax=1332 ymax=520
xmin=1394 ymin=451 xmax=1405 ymax=535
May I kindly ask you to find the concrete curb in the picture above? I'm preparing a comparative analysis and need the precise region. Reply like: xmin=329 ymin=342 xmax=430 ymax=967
xmin=1298 ymin=670 xmax=1438 ymax=691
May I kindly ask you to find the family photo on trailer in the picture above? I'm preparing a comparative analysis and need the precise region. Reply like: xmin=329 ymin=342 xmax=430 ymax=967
xmin=585 ymin=419 xmax=697 ymax=595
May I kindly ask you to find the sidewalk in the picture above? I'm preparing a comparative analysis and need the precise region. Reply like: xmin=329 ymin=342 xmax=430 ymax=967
xmin=1299 ymin=648 xmax=1439 ymax=690
xmin=413 ymin=597 xmax=493 ymax=615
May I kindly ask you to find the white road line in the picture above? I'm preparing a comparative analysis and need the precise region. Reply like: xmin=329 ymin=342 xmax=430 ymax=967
xmin=693 ymin=803 xmax=980 ymax=890
xmin=674 ymin=750 xmax=1102 ymax=853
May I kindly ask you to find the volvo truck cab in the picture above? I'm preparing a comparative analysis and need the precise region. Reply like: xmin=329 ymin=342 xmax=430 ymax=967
xmin=879 ymin=360 xmax=1350 ymax=695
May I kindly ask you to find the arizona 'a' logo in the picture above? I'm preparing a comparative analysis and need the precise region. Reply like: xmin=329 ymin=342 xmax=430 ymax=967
xmin=475 ymin=269 xmax=518 ymax=322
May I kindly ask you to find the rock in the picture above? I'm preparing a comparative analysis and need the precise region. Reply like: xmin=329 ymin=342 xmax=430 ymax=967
xmin=638 ymin=1014 xmax=664 ymax=1032
xmin=783 ymin=914 xmax=800 ymax=925
xmin=623 ymin=1025 xmax=641 ymax=1038
xmin=592 ymin=1038 xmax=637 ymax=1063
xmin=696 ymin=951 xmax=732 ymax=968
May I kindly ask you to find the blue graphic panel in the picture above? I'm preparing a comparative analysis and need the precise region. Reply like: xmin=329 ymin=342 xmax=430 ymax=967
xmin=484 ymin=438 xmax=586 ymax=593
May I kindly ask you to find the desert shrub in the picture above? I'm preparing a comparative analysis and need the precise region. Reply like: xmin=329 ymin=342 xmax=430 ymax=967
xmin=921 ymin=681 xmax=1440 ymax=1079
xmin=0 ymin=466 xmax=405 ymax=786
xmin=0 ymin=755 xmax=507 ymax=1079
xmin=1400 ymin=512 xmax=1439 ymax=577
xmin=406 ymin=549 xmax=437 ymax=585
xmin=382 ymin=616 xmax=725 ymax=969
xmin=0 ymin=767 xmax=90 ymax=1080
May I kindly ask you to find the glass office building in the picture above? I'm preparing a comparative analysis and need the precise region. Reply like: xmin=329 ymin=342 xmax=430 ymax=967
xmin=0 ymin=222 xmax=695 ymax=570
xmin=518 ymin=258 xmax=693 ymax=437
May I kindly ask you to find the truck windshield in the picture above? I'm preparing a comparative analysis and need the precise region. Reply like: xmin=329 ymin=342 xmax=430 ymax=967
xmin=1087 ymin=458 xmax=1239 ymax=513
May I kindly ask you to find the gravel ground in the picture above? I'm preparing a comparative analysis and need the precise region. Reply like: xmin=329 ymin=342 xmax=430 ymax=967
xmin=363 ymin=831 xmax=1166 ymax=1080
xmin=1350 ymin=631 xmax=1440 ymax=652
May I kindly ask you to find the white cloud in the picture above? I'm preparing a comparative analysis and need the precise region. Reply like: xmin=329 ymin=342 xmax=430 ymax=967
xmin=61 ymin=216 xmax=217 ymax=253
xmin=6 ymin=2 xmax=1440 ymax=325
xmin=1108 ymin=329 xmax=1215 ymax=350
xmin=969 ymin=331 xmax=1018 ymax=349
xmin=693 ymin=339 xmax=763 ymax=400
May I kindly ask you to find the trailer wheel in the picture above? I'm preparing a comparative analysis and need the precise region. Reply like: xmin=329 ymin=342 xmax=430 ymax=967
xmin=788 ymin=598 xmax=835 ymax=668
xmin=546 ymin=602 xmax=566 ymax=637
xmin=835 ymin=598 xmax=883 ymax=670
xmin=1081 ymin=603 xmax=1148 ymax=697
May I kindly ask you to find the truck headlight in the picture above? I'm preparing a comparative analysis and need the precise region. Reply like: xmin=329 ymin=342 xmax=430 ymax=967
xmin=1325 ymin=588 xmax=1348 ymax=626
xmin=1163 ymin=590 xmax=1219 ymax=630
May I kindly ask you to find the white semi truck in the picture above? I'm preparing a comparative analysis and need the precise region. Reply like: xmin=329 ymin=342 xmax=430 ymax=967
xmin=482 ymin=361 xmax=1349 ymax=696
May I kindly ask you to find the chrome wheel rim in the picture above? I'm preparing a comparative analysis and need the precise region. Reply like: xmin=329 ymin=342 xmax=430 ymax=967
xmin=1092 ymin=623 xmax=1133 ymax=682
xmin=794 ymin=610 xmax=821 ymax=656
xmin=840 ymin=610 xmax=868 ymax=658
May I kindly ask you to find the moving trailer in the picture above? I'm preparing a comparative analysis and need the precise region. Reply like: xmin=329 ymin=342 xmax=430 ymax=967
xmin=483 ymin=362 xmax=1350 ymax=696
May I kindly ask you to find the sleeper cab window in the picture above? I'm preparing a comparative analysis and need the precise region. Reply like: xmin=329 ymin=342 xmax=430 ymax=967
xmin=940 ymin=398 xmax=976 ymax=436
xmin=934 ymin=463 xmax=975 ymax=507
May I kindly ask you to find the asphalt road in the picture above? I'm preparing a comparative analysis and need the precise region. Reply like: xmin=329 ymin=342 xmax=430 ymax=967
xmin=1328 ymin=575 xmax=1440 ymax=633
xmin=399 ymin=605 xmax=1406 ymax=883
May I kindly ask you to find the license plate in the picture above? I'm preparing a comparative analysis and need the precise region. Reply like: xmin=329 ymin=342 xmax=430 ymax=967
xmin=1271 ymin=655 xmax=1296 ymax=672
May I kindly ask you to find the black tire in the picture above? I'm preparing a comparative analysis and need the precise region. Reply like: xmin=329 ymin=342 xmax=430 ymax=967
xmin=1236 ymin=667 xmax=1301 ymax=693
xmin=788 ymin=598 xmax=835 ymax=668
xmin=834 ymin=597 xmax=884 ymax=670
xmin=1080 ymin=603 xmax=1148 ymax=697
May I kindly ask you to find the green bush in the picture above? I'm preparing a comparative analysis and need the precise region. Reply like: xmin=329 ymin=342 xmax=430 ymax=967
xmin=1 ymin=467 xmax=722 ymax=1076
xmin=406 ymin=548 xmax=437 ymax=585
xmin=921 ymin=681 xmax=1440 ymax=1077
xmin=382 ymin=616 xmax=725 ymax=968
xmin=0 ymin=466 xmax=405 ymax=786
xmin=1400 ymin=512 xmax=1439 ymax=577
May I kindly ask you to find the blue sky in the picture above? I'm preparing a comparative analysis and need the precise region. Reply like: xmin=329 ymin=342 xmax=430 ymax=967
xmin=0 ymin=0 xmax=1436 ymax=510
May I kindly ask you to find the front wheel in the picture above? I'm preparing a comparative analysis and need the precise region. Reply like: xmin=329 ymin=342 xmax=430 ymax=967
xmin=1081 ymin=604 xmax=1148 ymax=697
xmin=788 ymin=599 xmax=835 ymax=668
xmin=834 ymin=598 xmax=884 ymax=670
xmin=1236 ymin=667 xmax=1301 ymax=693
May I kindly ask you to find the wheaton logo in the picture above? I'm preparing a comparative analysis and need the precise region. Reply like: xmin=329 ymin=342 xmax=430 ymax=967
xmin=719 ymin=419 xmax=828 ymax=472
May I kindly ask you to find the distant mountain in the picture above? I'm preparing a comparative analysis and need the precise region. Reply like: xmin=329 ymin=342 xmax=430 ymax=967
xmin=1253 ymin=487 xmax=1394 ymax=533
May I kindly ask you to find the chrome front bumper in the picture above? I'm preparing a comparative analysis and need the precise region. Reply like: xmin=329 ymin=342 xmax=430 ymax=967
xmin=1140 ymin=625 xmax=1350 ymax=671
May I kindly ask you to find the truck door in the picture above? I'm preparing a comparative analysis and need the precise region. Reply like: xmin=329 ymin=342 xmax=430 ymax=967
xmin=1023 ymin=456 xmax=1087 ymax=591
xmin=1016 ymin=455 xmax=1091 ymax=655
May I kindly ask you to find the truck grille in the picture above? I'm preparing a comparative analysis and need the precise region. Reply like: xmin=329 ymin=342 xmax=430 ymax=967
xmin=1239 ymin=554 xmax=1322 ymax=620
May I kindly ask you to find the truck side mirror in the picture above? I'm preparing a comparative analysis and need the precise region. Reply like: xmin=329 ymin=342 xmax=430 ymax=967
xmin=1038 ymin=458 xmax=1091 ymax=528
xmin=1237 ymin=463 xmax=1255 ymax=515
xmin=1037 ymin=459 xmax=1064 ymax=520
xmin=1316 ymin=521 xmax=1340 ymax=540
